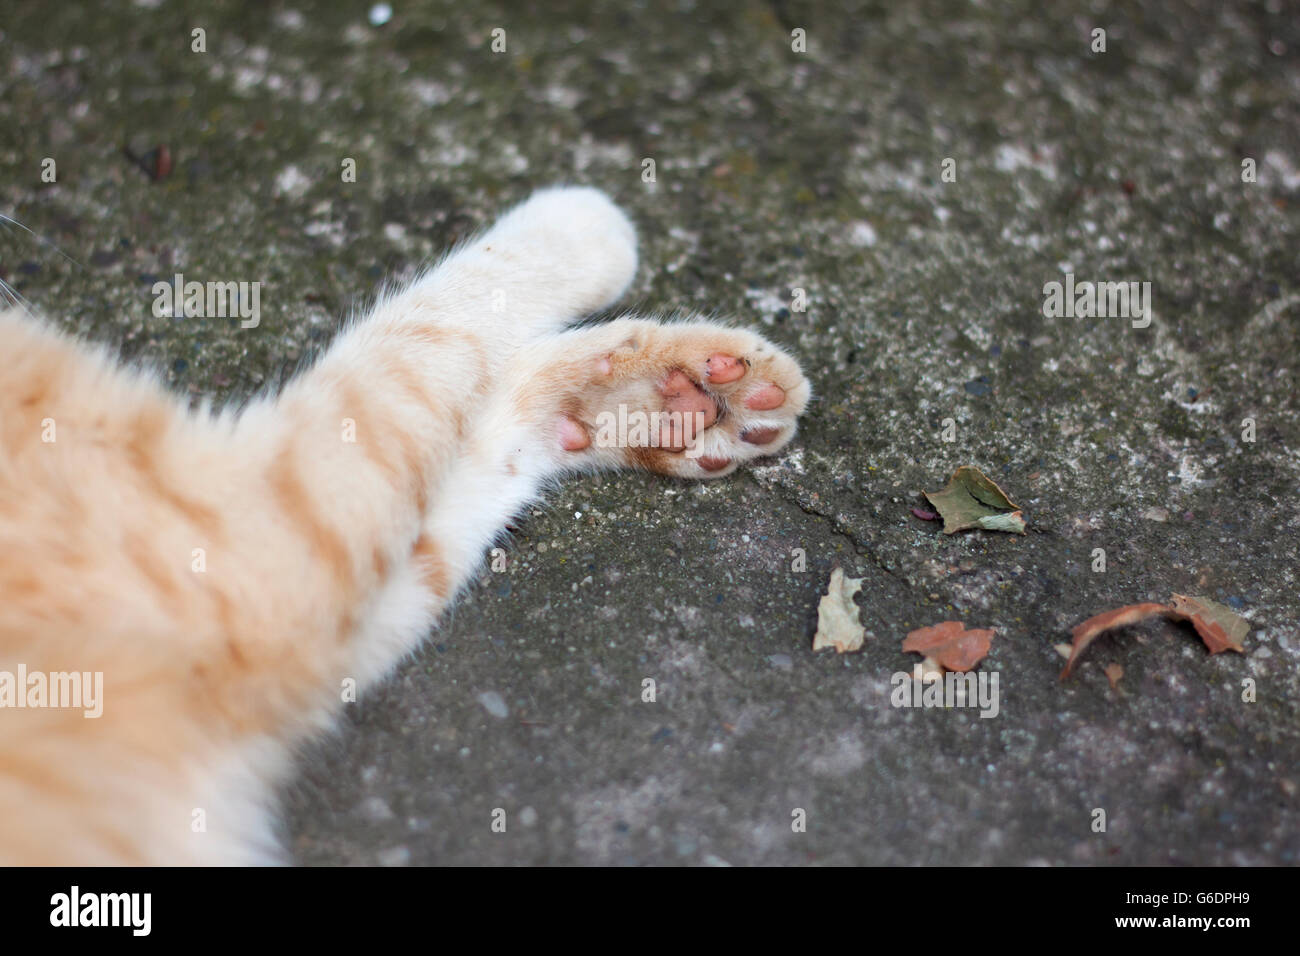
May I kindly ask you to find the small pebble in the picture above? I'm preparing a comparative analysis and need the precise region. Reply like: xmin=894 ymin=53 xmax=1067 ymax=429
xmin=361 ymin=796 xmax=394 ymax=821
xmin=477 ymin=691 xmax=509 ymax=719
xmin=377 ymin=846 xmax=410 ymax=866
xmin=767 ymin=653 xmax=793 ymax=671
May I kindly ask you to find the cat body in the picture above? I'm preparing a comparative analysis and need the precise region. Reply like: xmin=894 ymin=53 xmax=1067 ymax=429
xmin=0 ymin=188 xmax=809 ymax=864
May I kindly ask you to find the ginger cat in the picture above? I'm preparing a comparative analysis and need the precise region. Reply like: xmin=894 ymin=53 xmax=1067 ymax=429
xmin=0 ymin=187 xmax=810 ymax=864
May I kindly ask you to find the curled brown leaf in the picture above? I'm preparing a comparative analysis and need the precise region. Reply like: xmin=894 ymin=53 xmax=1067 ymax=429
xmin=1060 ymin=603 xmax=1171 ymax=680
xmin=1060 ymin=595 xmax=1249 ymax=681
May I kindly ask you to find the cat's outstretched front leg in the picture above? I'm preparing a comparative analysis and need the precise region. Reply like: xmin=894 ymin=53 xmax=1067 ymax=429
xmin=290 ymin=187 xmax=640 ymax=687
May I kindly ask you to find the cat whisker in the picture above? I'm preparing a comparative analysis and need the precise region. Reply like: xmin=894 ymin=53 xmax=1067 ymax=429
xmin=0 ymin=275 xmax=36 ymax=317
xmin=0 ymin=211 xmax=84 ymax=269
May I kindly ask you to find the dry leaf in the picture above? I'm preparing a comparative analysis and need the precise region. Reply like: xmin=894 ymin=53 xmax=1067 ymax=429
xmin=1104 ymin=663 xmax=1124 ymax=689
xmin=902 ymin=621 xmax=995 ymax=673
xmin=1168 ymin=594 xmax=1248 ymax=654
xmin=1060 ymin=603 xmax=1170 ymax=679
xmin=1060 ymin=595 xmax=1249 ymax=680
xmin=812 ymin=567 xmax=865 ymax=653
xmin=923 ymin=465 xmax=1026 ymax=535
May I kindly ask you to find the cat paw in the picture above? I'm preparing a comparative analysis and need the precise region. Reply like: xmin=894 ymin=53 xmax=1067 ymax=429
xmin=548 ymin=318 xmax=811 ymax=478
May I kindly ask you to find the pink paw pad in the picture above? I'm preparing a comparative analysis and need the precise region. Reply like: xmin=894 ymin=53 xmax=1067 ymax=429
xmin=741 ymin=426 xmax=782 ymax=445
xmin=658 ymin=371 xmax=718 ymax=421
xmin=744 ymin=384 xmax=785 ymax=410
xmin=705 ymin=353 xmax=746 ymax=384
xmin=557 ymin=416 xmax=591 ymax=451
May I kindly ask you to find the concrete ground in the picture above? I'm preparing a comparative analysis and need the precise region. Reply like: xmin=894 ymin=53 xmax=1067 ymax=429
xmin=2 ymin=0 xmax=1297 ymax=865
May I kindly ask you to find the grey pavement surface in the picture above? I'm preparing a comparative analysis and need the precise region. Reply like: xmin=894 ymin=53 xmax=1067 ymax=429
xmin=1 ymin=0 xmax=1297 ymax=864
